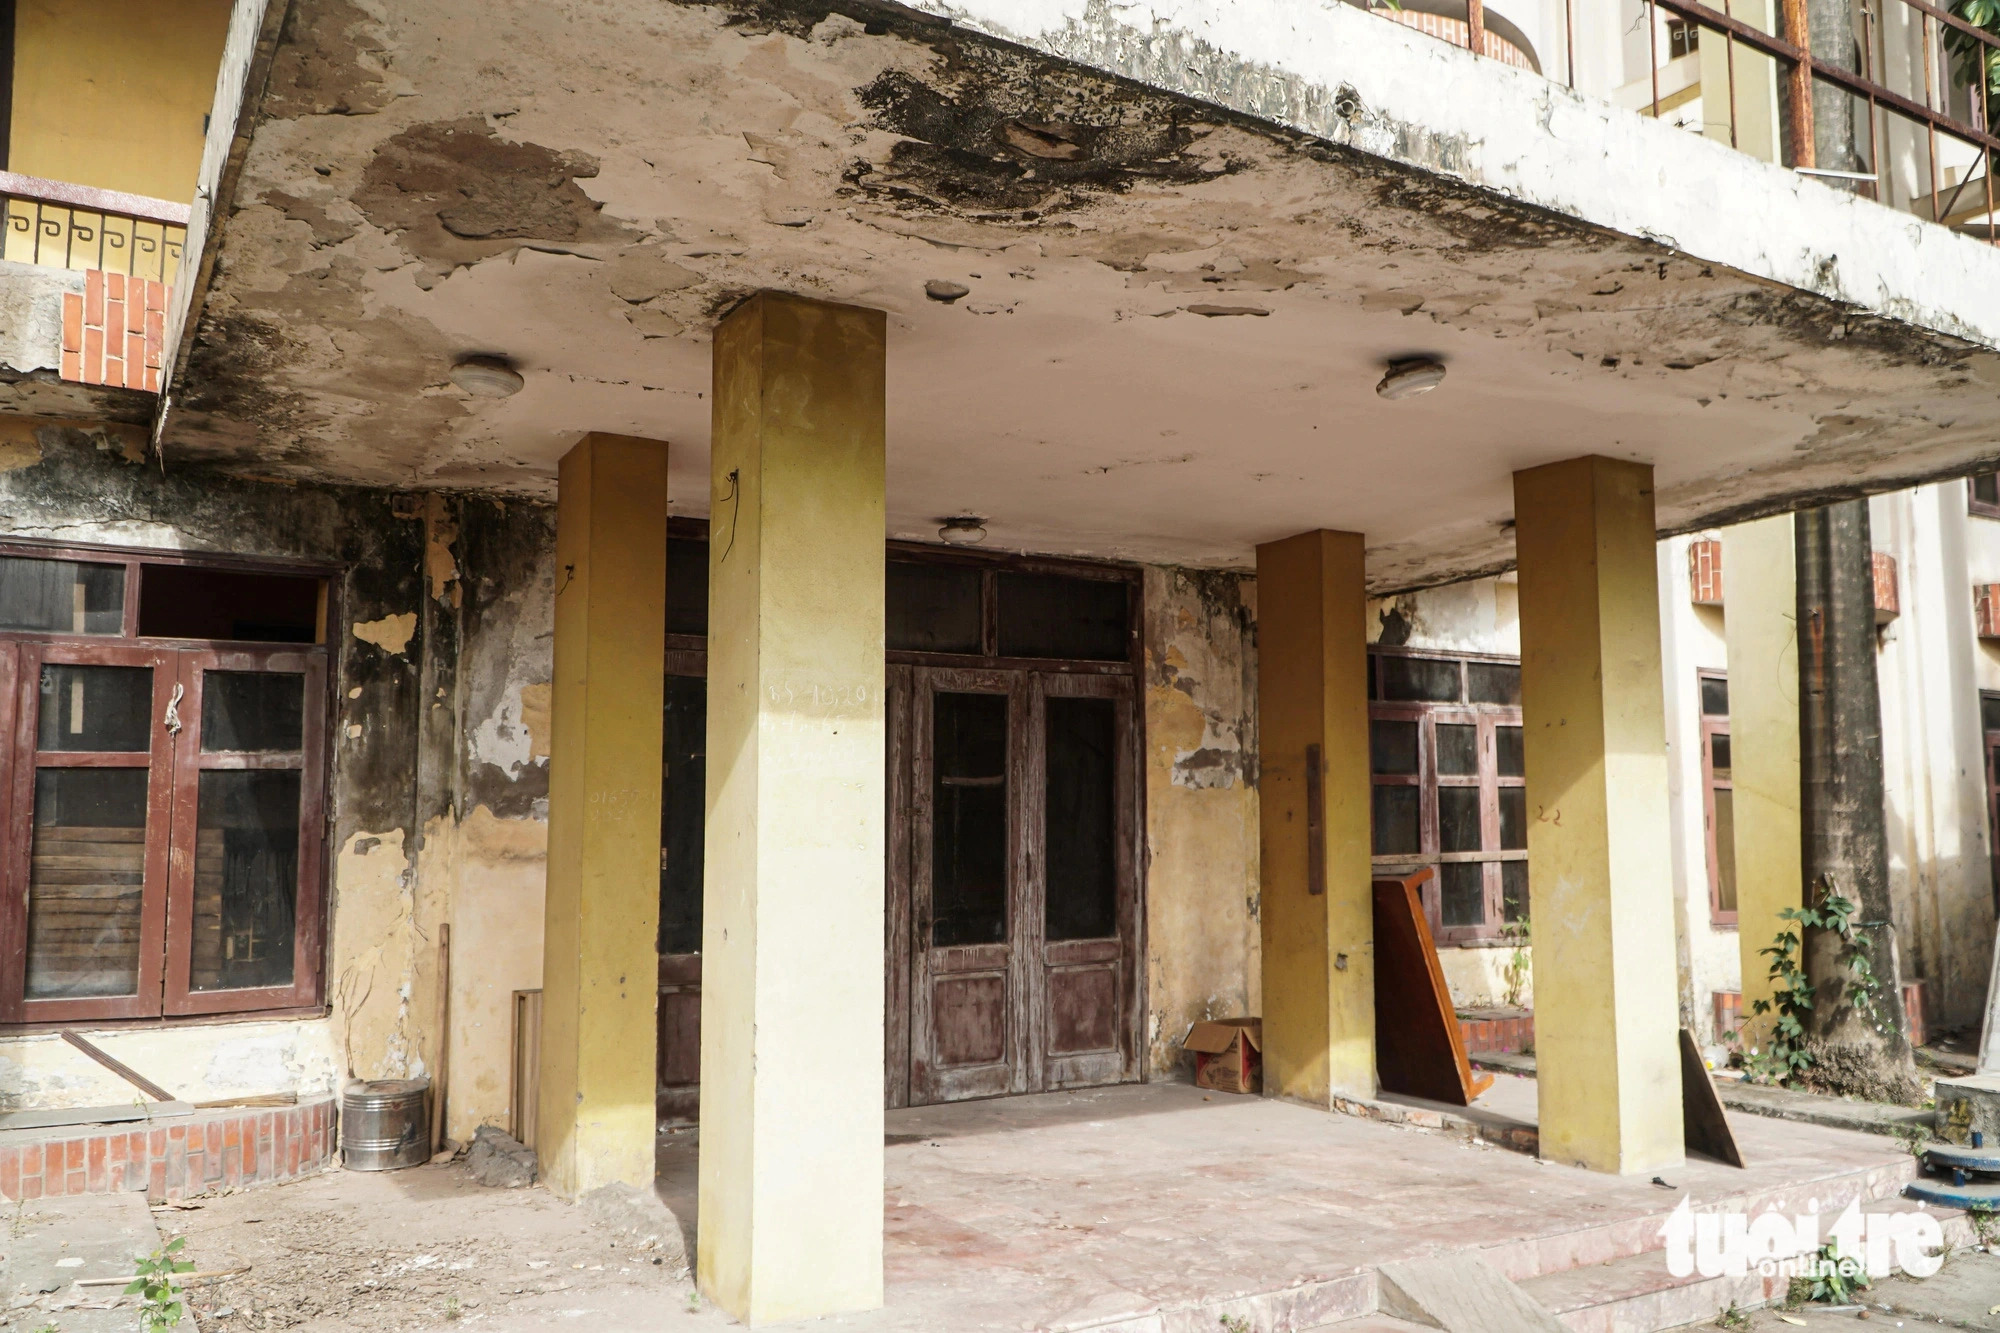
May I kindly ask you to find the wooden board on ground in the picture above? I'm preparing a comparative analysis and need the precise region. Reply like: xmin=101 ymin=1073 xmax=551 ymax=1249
xmin=1373 ymin=869 xmax=1493 ymax=1107
xmin=1680 ymin=1027 xmax=1745 ymax=1167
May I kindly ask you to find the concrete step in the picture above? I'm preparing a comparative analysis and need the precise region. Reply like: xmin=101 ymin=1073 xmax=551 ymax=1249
xmin=1316 ymin=1317 xmax=1437 ymax=1332
xmin=1519 ymin=1193 xmax=1977 ymax=1333
xmin=0 ymin=1191 xmax=164 ymax=1332
xmin=1519 ymin=1247 xmax=1777 ymax=1333
xmin=1475 ymin=1155 xmax=1919 ymax=1284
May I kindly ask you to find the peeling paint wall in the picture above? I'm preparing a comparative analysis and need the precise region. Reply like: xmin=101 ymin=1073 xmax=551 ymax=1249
xmin=1870 ymin=485 xmax=2000 ymax=1035
xmin=1142 ymin=566 xmax=1260 ymax=1078
xmin=0 ymin=425 xmax=552 ymax=1129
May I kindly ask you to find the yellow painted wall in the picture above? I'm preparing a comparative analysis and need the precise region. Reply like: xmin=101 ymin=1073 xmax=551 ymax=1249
xmin=9 ymin=0 xmax=231 ymax=201
xmin=1143 ymin=568 xmax=1262 ymax=1076
xmin=1723 ymin=515 xmax=1801 ymax=1045
xmin=1254 ymin=531 xmax=1374 ymax=1105
xmin=1514 ymin=457 xmax=1684 ymax=1175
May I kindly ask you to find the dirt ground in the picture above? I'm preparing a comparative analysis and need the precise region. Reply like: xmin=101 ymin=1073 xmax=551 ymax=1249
xmin=1732 ymin=1249 xmax=2000 ymax=1331
xmin=161 ymin=1161 xmax=699 ymax=1332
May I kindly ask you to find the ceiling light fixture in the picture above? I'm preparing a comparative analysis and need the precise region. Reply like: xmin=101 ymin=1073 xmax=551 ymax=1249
xmin=1376 ymin=357 xmax=1446 ymax=400
xmin=938 ymin=516 xmax=987 ymax=546
xmin=450 ymin=355 xmax=525 ymax=398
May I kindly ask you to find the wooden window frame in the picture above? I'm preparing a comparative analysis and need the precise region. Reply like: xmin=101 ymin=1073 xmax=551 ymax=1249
xmin=1699 ymin=669 xmax=1736 ymax=928
xmin=1970 ymin=473 xmax=2000 ymax=519
xmin=0 ymin=538 xmax=336 ymax=1030
xmin=1368 ymin=649 xmax=1526 ymax=946
xmin=664 ymin=518 xmax=1143 ymax=679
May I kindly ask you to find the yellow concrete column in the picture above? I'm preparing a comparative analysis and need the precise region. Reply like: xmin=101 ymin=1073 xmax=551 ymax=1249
xmin=699 ymin=292 xmax=886 ymax=1323
xmin=1723 ymin=514 xmax=1802 ymax=1043
xmin=1254 ymin=531 xmax=1375 ymax=1104
xmin=1514 ymin=457 xmax=1685 ymax=1175
xmin=538 ymin=432 xmax=668 ymax=1199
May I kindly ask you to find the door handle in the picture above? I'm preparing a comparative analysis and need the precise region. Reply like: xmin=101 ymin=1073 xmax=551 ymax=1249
xmin=163 ymin=683 xmax=185 ymax=736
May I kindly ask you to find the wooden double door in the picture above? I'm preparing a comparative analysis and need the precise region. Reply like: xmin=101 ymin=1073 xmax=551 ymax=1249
xmin=657 ymin=662 xmax=1142 ymax=1117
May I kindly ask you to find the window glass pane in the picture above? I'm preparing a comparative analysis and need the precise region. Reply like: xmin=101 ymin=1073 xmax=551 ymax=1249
xmin=1501 ymin=861 xmax=1529 ymax=923
xmin=27 ymin=769 xmax=148 ymax=999
xmin=139 ymin=566 xmax=321 ymax=643
xmin=996 ymin=572 xmax=1128 ymax=661
xmin=1441 ymin=863 xmax=1485 ymax=927
xmin=189 ymin=770 xmax=300 ymax=992
xmin=1045 ymin=697 xmax=1117 ymax=941
xmin=1700 ymin=676 xmax=1729 ymax=717
xmin=1438 ymin=787 xmax=1482 ymax=852
xmin=1977 ymin=474 xmax=2000 ymax=507
xmin=201 ymin=672 xmax=304 ymax=752
xmin=1713 ymin=788 xmax=1738 ymax=914
xmin=1436 ymin=723 xmax=1478 ymax=776
xmin=1371 ymin=785 xmax=1419 ymax=855
xmin=665 ymin=538 xmax=709 ymax=638
xmin=1983 ymin=695 xmax=2000 ymax=733
xmin=659 ymin=674 xmax=705 ymax=956
xmin=1710 ymin=732 xmax=1732 ymax=774
xmin=36 ymin=664 xmax=151 ymax=752
xmin=1377 ymin=655 xmax=1461 ymax=702
xmin=1496 ymin=725 xmax=1524 ymax=777
xmin=1467 ymin=661 xmax=1521 ymax=705
xmin=0 ymin=558 xmax=124 ymax=634
xmin=1370 ymin=719 xmax=1418 ymax=775
xmin=932 ymin=692 xmax=1009 ymax=946
xmin=888 ymin=561 xmax=982 ymax=654
xmin=1499 ymin=788 xmax=1526 ymax=850
xmin=1367 ymin=653 xmax=1377 ymax=701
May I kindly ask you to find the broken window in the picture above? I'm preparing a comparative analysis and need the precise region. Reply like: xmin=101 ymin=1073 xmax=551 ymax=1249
xmin=1369 ymin=650 xmax=1528 ymax=944
xmin=1701 ymin=670 xmax=1737 ymax=925
xmin=1972 ymin=474 xmax=2000 ymax=519
xmin=931 ymin=691 xmax=1010 ymax=947
xmin=0 ymin=543 xmax=331 ymax=1025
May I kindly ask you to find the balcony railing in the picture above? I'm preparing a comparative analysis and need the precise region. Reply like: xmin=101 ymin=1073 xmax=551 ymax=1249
xmin=1 ymin=170 xmax=189 ymax=285
xmin=1 ymin=172 xmax=188 ymax=393
xmin=1367 ymin=0 xmax=1999 ymax=241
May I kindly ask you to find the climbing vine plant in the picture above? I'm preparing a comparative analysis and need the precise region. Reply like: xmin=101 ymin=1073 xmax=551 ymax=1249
xmin=1745 ymin=878 xmax=1885 ymax=1085
xmin=1948 ymin=0 xmax=2000 ymax=98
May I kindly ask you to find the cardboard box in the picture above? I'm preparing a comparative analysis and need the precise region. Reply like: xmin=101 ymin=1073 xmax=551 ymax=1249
xmin=1184 ymin=1018 xmax=1261 ymax=1094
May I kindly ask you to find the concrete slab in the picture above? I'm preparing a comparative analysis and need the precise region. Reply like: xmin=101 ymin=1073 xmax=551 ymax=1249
xmin=1378 ymin=1254 xmax=1566 ymax=1331
xmin=0 ymin=1191 xmax=162 ymax=1331
xmin=652 ymin=1081 xmax=1919 ymax=1332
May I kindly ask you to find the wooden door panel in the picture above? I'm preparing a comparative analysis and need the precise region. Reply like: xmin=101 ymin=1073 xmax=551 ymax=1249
xmin=1046 ymin=965 xmax=1118 ymax=1054
xmin=1033 ymin=673 xmax=1143 ymax=1091
xmin=908 ymin=668 xmax=1027 ymax=1105
xmin=656 ymin=657 xmax=706 ymax=1126
xmin=931 ymin=973 xmax=1008 ymax=1066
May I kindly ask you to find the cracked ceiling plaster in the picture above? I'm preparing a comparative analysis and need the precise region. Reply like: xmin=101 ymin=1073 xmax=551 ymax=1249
xmin=160 ymin=0 xmax=2000 ymax=590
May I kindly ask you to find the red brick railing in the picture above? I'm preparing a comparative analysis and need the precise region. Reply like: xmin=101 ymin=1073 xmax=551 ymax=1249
xmin=0 ymin=1098 xmax=336 ymax=1202
xmin=61 ymin=269 xmax=170 ymax=391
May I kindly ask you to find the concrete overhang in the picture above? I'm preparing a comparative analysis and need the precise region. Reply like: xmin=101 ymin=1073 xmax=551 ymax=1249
xmin=156 ymin=0 xmax=2000 ymax=589
xmin=0 ymin=261 xmax=156 ymax=428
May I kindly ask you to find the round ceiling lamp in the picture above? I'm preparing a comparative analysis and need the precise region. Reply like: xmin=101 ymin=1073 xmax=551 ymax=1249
xmin=938 ymin=516 xmax=987 ymax=546
xmin=450 ymin=355 xmax=525 ymax=398
xmin=1376 ymin=357 xmax=1446 ymax=400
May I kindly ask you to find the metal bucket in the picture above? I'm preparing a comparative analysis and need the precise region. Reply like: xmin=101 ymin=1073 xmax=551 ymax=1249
xmin=340 ymin=1077 xmax=430 ymax=1171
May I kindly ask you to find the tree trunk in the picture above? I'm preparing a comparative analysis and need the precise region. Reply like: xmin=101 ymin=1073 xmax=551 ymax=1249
xmin=1795 ymin=500 xmax=1919 ymax=1102
xmin=1808 ymin=0 xmax=1863 ymax=177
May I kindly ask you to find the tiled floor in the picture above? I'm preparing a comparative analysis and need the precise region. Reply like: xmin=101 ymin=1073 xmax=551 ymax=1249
xmin=654 ymin=1075 xmax=1919 ymax=1331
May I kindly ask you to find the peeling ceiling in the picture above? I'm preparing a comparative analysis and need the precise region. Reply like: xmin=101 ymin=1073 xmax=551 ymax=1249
xmin=159 ymin=0 xmax=2000 ymax=589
